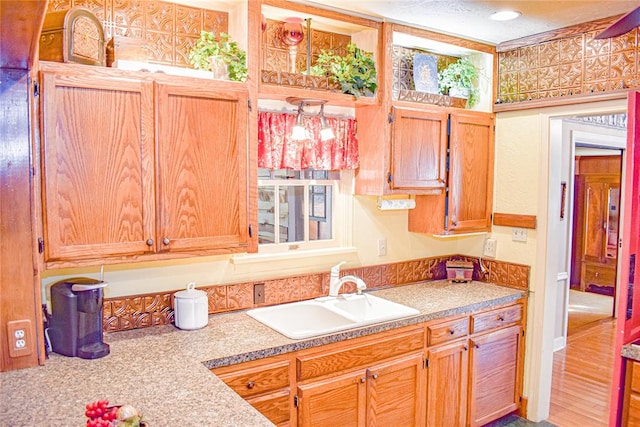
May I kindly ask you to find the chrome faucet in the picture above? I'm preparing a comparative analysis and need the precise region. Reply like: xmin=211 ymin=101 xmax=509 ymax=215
xmin=329 ymin=262 xmax=367 ymax=297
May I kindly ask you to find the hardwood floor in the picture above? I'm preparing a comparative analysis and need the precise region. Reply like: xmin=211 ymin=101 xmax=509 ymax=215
xmin=547 ymin=315 xmax=616 ymax=426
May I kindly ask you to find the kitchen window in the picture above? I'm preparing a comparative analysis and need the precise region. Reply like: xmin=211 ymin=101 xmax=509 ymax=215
xmin=258 ymin=168 xmax=352 ymax=252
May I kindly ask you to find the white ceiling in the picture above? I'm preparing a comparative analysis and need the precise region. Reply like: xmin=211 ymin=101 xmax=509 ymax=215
xmin=302 ymin=0 xmax=640 ymax=45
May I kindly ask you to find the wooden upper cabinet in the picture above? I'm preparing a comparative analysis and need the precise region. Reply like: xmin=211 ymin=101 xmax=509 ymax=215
xmin=39 ymin=63 xmax=252 ymax=267
xmin=408 ymin=110 xmax=495 ymax=236
xmin=389 ymin=106 xmax=448 ymax=192
xmin=40 ymin=64 xmax=155 ymax=262
xmin=447 ymin=111 xmax=495 ymax=233
xmin=155 ymin=81 xmax=249 ymax=254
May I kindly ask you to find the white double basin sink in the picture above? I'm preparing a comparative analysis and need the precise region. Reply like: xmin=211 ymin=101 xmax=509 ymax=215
xmin=247 ymin=293 xmax=420 ymax=339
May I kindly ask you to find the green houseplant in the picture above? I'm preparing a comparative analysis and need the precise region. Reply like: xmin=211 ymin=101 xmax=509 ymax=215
xmin=438 ymin=57 xmax=479 ymax=107
xmin=188 ymin=31 xmax=248 ymax=82
xmin=309 ymin=42 xmax=377 ymax=99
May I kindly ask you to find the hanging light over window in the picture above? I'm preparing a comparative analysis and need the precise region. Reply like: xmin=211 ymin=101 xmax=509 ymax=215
xmin=291 ymin=102 xmax=307 ymax=140
xmin=286 ymin=97 xmax=334 ymax=142
xmin=319 ymin=103 xmax=335 ymax=141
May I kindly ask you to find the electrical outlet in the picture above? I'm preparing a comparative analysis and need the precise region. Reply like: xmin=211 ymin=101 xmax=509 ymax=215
xmin=483 ymin=238 xmax=497 ymax=258
xmin=377 ymin=238 xmax=387 ymax=256
xmin=7 ymin=319 xmax=33 ymax=358
xmin=512 ymin=227 xmax=528 ymax=242
xmin=253 ymin=283 xmax=265 ymax=305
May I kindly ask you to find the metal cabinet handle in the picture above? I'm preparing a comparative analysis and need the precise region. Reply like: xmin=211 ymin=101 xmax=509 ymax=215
xmin=447 ymin=328 xmax=455 ymax=335
xmin=162 ymin=237 xmax=171 ymax=245
xmin=247 ymin=381 xmax=255 ymax=389
xmin=360 ymin=377 xmax=366 ymax=383
xmin=498 ymin=315 xmax=505 ymax=321
xmin=146 ymin=239 xmax=154 ymax=246
xmin=372 ymin=373 xmax=379 ymax=379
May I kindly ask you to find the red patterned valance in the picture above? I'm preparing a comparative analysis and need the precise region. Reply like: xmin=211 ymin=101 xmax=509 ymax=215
xmin=258 ymin=111 xmax=359 ymax=171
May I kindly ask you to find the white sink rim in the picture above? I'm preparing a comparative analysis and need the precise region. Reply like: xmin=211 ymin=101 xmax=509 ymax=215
xmin=246 ymin=293 xmax=420 ymax=340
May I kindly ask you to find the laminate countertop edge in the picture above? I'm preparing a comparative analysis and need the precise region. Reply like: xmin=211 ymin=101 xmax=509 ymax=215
xmin=0 ymin=280 xmax=525 ymax=427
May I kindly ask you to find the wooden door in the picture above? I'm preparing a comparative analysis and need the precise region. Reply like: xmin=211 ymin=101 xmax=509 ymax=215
xmin=389 ymin=106 xmax=448 ymax=192
xmin=367 ymin=354 xmax=425 ymax=427
xmin=40 ymin=65 xmax=155 ymax=262
xmin=155 ymin=81 xmax=249 ymax=254
xmin=425 ymin=340 xmax=468 ymax=427
xmin=447 ymin=111 xmax=495 ymax=234
xmin=612 ymin=91 xmax=640 ymax=425
xmin=297 ymin=370 xmax=367 ymax=427
xmin=468 ymin=325 xmax=522 ymax=427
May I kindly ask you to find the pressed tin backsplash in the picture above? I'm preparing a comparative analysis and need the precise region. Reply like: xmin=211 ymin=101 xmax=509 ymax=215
xmin=103 ymin=255 xmax=530 ymax=333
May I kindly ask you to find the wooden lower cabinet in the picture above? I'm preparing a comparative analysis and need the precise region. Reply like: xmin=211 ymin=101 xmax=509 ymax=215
xmin=297 ymin=353 xmax=424 ymax=427
xmin=297 ymin=369 xmax=367 ymax=427
xmin=425 ymin=339 xmax=469 ymax=427
xmin=213 ymin=301 xmax=525 ymax=427
xmin=468 ymin=325 xmax=523 ymax=427
xmin=623 ymin=360 xmax=640 ymax=426
xmin=212 ymin=355 xmax=294 ymax=427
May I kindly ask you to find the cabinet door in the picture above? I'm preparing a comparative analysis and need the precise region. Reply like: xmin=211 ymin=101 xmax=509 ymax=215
xmin=447 ymin=111 xmax=494 ymax=233
xmin=40 ymin=67 xmax=155 ymax=262
xmin=390 ymin=106 xmax=448 ymax=192
xmin=367 ymin=354 xmax=425 ymax=427
xmin=155 ymin=82 xmax=249 ymax=253
xmin=297 ymin=370 xmax=367 ymax=427
xmin=468 ymin=325 xmax=522 ymax=427
xmin=425 ymin=340 xmax=468 ymax=427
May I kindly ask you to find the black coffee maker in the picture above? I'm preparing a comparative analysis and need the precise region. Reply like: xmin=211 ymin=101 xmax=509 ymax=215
xmin=48 ymin=277 xmax=110 ymax=359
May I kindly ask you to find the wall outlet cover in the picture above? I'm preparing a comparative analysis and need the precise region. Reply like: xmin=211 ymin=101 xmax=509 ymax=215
xmin=483 ymin=238 xmax=497 ymax=258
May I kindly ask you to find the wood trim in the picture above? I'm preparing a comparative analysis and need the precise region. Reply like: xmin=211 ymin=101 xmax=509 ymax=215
xmin=496 ymin=14 xmax=621 ymax=52
xmin=494 ymin=89 xmax=629 ymax=112
xmin=493 ymin=213 xmax=537 ymax=229
xmin=389 ymin=23 xmax=496 ymax=55
xmin=262 ymin=0 xmax=382 ymax=30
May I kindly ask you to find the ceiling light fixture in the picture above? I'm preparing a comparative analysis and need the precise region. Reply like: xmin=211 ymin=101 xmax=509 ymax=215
xmin=286 ymin=97 xmax=334 ymax=141
xmin=489 ymin=10 xmax=521 ymax=21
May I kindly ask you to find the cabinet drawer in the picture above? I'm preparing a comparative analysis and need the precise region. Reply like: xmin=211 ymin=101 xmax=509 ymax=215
xmin=297 ymin=327 xmax=424 ymax=381
xmin=428 ymin=316 xmax=469 ymax=346
xmin=583 ymin=263 xmax=616 ymax=288
xmin=213 ymin=359 xmax=290 ymax=399
xmin=472 ymin=304 xmax=522 ymax=334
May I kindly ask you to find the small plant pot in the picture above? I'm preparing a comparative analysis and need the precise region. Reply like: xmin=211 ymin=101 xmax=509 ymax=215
xmin=209 ymin=55 xmax=229 ymax=80
xmin=449 ymin=87 xmax=470 ymax=99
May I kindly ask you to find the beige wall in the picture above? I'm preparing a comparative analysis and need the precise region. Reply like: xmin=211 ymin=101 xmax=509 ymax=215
xmin=41 ymin=194 xmax=485 ymax=301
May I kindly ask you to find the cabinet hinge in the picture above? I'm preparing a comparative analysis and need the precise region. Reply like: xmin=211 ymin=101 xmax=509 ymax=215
xmin=447 ymin=116 xmax=451 ymax=136
xmin=248 ymin=224 xmax=253 ymax=238
xmin=521 ymin=329 xmax=525 ymax=337
xmin=33 ymin=81 xmax=40 ymax=98
xmin=424 ymin=358 xmax=429 ymax=368
xmin=294 ymin=395 xmax=299 ymax=408
xmin=38 ymin=238 xmax=44 ymax=254
xmin=387 ymin=172 xmax=392 ymax=184
xmin=248 ymin=98 xmax=252 ymax=112
xmin=388 ymin=111 xmax=394 ymax=123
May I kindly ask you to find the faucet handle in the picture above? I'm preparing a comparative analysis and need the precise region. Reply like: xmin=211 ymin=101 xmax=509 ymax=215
xmin=330 ymin=261 xmax=347 ymax=277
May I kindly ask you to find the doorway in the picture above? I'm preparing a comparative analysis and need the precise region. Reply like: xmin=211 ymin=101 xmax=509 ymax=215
xmin=546 ymin=114 xmax=626 ymax=426
xmin=551 ymin=117 xmax=626 ymax=352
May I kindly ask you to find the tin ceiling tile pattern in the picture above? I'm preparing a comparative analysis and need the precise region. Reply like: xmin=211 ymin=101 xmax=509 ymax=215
xmin=498 ymin=27 xmax=640 ymax=104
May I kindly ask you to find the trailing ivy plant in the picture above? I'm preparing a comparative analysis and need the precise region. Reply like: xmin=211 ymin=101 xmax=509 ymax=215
xmin=438 ymin=57 xmax=479 ymax=107
xmin=188 ymin=31 xmax=248 ymax=82
xmin=309 ymin=42 xmax=377 ymax=99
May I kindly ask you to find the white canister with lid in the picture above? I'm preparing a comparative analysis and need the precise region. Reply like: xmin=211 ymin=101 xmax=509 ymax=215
xmin=173 ymin=282 xmax=208 ymax=330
